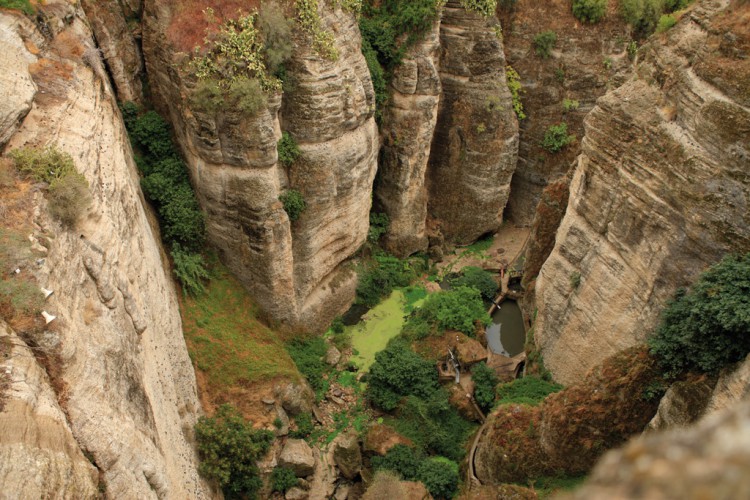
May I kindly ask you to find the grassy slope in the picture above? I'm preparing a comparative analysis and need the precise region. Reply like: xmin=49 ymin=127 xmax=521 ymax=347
xmin=181 ymin=264 xmax=300 ymax=393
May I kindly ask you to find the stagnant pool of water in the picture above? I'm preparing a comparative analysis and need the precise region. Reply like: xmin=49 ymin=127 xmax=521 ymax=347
xmin=485 ymin=299 xmax=525 ymax=357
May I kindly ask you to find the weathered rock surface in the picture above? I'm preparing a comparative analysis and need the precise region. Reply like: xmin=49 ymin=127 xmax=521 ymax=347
xmin=707 ymin=354 xmax=750 ymax=414
xmin=1 ymin=4 xmax=212 ymax=498
xmin=647 ymin=376 xmax=718 ymax=431
xmin=280 ymin=439 xmax=316 ymax=478
xmin=0 ymin=13 xmax=36 ymax=147
xmin=332 ymin=430 xmax=361 ymax=480
xmin=143 ymin=0 xmax=377 ymax=332
xmin=80 ymin=0 xmax=144 ymax=103
xmin=376 ymin=17 xmax=442 ymax=257
xmin=534 ymin=0 xmax=750 ymax=384
xmin=427 ymin=1 xmax=519 ymax=244
xmin=567 ymin=399 xmax=750 ymax=500
xmin=0 ymin=322 xmax=99 ymax=498
xmin=276 ymin=380 xmax=315 ymax=416
xmin=363 ymin=424 xmax=412 ymax=456
xmin=499 ymin=0 xmax=632 ymax=225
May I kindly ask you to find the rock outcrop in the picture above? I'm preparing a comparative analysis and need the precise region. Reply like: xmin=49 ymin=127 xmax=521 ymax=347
xmin=499 ymin=0 xmax=631 ymax=225
xmin=426 ymin=1 xmax=519 ymax=244
xmin=0 ymin=4 xmax=212 ymax=497
xmin=534 ymin=0 xmax=750 ymax=384
xmin=0 ymin=13 xmax=36 ymax=147
xmin=0 ymin=322 xmax=99 ymax=498
xmin=142 ymin=0 xmax=377 ymax=332
xmin=280 ymin=439 xmax=316 ymax=478
xmin=375 ymin=18 xmax=442 ymax=257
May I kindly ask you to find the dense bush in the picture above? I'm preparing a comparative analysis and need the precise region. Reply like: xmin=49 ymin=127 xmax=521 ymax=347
xmin=280 ymin=189 xmax=306 ymax=222
xmin=371 ymin=444 xmax=423 ymax=480
xmin=505 ymin=66 xmax=526 ymax=120
xmin=367 ymin=339 xmax=439 ymax=411
xmin=129 ymin=111 xmax=176 ymax=160
xmin=533 ymin=30 xmax=557 ymax=58
xmin=619 ymin=0 xmax=688 ymax=37
xmin=417 ymin=286 xmax=491 ymax=336
xmin=270 ymin=467 xmax=298 ymax=493
xmin=496 ymin=376 xmax=563 ymax=406
xmin=290 ymin=412 xmax=314 ymax=438
xmin=287 ymin=336 xmax=329 ymax=394
xmin=448 ymin=266 xmax=498 ymax=301
xmin=368 ymin=212 xmax=390 ymax=243
xmin=472 ymin=362 xmax=499 ymax=412
xmin=356 ymin=254 xmax=417 ymax=307
xmin=416 ymin=457 xmax=460 ymax=499
xmin=542 ymin=123 xmax=575 ymax=153
xmin=572 ymin=0 xmax=608 ymax=23
xmin=460 ymin=0 xmax=498 ymax=17
xmin=191 ymin=79 xmax=225 ymax=113
xmin=195 ymin=404 xmax=274 ymax=499
xmin=227 ymin=77 xmax=268 ymax=115
xmin=171 ymin=245 xmax=211 ymax=296
xmin=649 ymin=254 xmax=750 ymax=378
xmin=655 ymin=14 xmax=677 ymax=32
xmin=277 ymin=132 xmax=301 ymax=168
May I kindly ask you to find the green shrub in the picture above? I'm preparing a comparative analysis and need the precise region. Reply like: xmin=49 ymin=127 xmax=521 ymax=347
xmin=472 ymin=362 xmax=499 ymax=412
xmin=171 ymin=245 xmax=210 ymax=296
xmin=190 ymin=79 xmax=225 ymax=113
xmin=656 ymin=14 xmax=677 ymax=32
xmin=542 ymin=123 xmax=575 ymax=153
xmin=258 ymin=1 xmax=293 ymax=76
xmin=572 ymin=0 xmax=608 ymax=23
xmin=129 ymin=111 xmax=175 ymax=161
xmin=10 ymin=147 xmax=76 ymax=184
xmin=533 ymin=30 xmax=557 ymax=59
xmin=460 ymin=0 xmax=498 ymax=17
xmin=0 ymin=0 xmax=34 ymax=15
xmin=290 ymin=412 xmax=314 ymax=438
xmin=227 ymin=77 xmax=268 ymax=115
xmin=331 ymin=316 xmax=345 ymax=334
xmin=417 ymin=286 xmax=491 ymax=336
xmin=287 ymin=337 xmax=329 ymax=395
xmin=371 ymin=444 xmax=423 ymax=480
xmin=447 ymin=266 xmax=498 ymax=301
xmin=505 ymin=66 xmax=526 ymax=120
xmin=367 ymin=339 xmax=439 ymax=411
xmin=496 ymin=376 xmax=563 ymax=406
xmin=280 ymin=189 xmax=306 ymax=222
xmin=278 ymin=132 xmax=301 ymax=168
xmin=649 ymin=253 xmax=750 ymax=378
xmin=416 ymin=457 xmax=459 ymax=499
xmin=368 ymin=212 xmax=390 ymax=243
xmin=620 ymin=0 xmax=665 ymax=37
xmin=270 ymin=467 xmax=298 ymax=493
xmin=361 ymin=37 xmax=388 ymax=122
xmin=195 ymin=404 xmax=274 ymax=499
xmin=401 ymin=315 xmax=433 ymax=340
xmin=48 ymin=172 xmax=91 ymax=227
xmin=562 ymin=98 xmax=580 ymax=112
xmin=356 ymin=254 xmax=417 ymax=307
xmin=161 ymin=185 xmax=206 ymax=249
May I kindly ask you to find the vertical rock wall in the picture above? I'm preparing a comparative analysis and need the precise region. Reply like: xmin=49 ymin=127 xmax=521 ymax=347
xmin=0 ymin=4 xmax=213 ymax=497
xmin=534 ymin=0 xmax=750 ymax=385
xmin=142 ymin=0 xmax=377 ymax=332
xmin=427 ymin=0 xmax=519 ymax=244
xmin=375 ymin=19 xmax=442 ymax=257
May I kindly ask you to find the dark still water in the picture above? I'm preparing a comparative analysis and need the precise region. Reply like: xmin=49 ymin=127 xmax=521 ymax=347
xmin=485 ymin=300 xmax=525 ymax=357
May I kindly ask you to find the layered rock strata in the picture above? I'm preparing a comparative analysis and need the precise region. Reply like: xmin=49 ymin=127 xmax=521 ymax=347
xmin=426 ymin=0 xmax=519 ymax=244
xmin=143 ymin=0 xmax=377 ymax=331
xmin=534 ymin=0 xmax=750 ymax=384
xmin=375 ymin=18 xmax=442 ymax=257
xmin=0 ymin=4 xmax=212 ymax=497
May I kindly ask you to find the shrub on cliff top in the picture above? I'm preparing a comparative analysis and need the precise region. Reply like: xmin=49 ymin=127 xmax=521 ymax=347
xmin=649 ymin=253 xmax=750 ymax=378
xmin=572 ymin=0 xmax=608 ymax=24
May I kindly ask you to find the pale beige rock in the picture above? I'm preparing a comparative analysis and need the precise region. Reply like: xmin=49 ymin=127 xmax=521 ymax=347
xmin=426 ymin=1 xmax=519 ymax=244
xmin=647 ymin=377 xmax=717 ymax=432
xmin=534 ymin=0 xmax=750 ymax=385
xmin=376 ymin=17 xmax=442 ymax=257
xmin=0 ymin=13 xmax=36 ymax=147
xmin=706 ymin=354 xmax=750 ymax=415
xmin=0 ymin=322 xmax=99 ymax=499
xmin=332 ymin=430 xmax=361 ymax=480
xmin=1 ymin=4 xmax=213 ymax=498
xmin=280 ymin=439 xmax=316 ymax=478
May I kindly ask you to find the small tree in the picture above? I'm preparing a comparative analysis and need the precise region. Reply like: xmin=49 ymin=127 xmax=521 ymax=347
xmin=418 ymin=286 xmax=491 ymax=336
xmin=277 ymin=132 xmax=301 ymax=167
xmin=542 ymin=123 xmax=575 ymax=153
xmin=270 ymin=467 xmax=298 ymax=493
xmin=195 ymin=404 xmax=274 ymax=499
xmin=649 ymin=254 xmax=750 ymax=378
xmin=572 ymin=0 xmax=608 ymax=23
xmin=533 ymin=30 xmax=557 ymax=58
xmin=416 ymin=457 xmax=459 ymax=499
xmin=471 ymin=362 xmax=499 ymax=412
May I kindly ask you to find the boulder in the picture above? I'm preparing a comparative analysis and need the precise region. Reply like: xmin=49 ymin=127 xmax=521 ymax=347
xmin=285 ymin=486 xmax=309 ymax=500
xmin=279 ymin=439 xmax=316 ymax=478
xmin=276 ymin=381 xmax=315 ymax=416
xmin=333 ymin=431 xmax=362 ymax=480
xmin=325 ymin=346 xmax=342 ymax=366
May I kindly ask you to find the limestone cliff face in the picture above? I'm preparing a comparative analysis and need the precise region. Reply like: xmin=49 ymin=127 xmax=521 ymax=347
xmin=499 ymin=0 xmax=631 ymax=226
xmin=0 ymin=4 xmax=212 ymax=498
xmin=142 ymin=0 xmax=377 ymax=332
xmin=534 ymin=0 xmax=750 ymax=385
xmin=376 ymin=18 xmax=442 ymax=257
xmin=0 ymin=322 xmax=98 ymax=498
xmin=426 ymin=0 xmax=519 ymax=244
